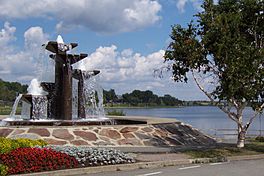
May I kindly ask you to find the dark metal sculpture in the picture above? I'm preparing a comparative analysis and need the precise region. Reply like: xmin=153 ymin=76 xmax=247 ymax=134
xmin=23 ymin=40 xmax=99 ymax=120
xmin=72 ymin=69 xmax=100 ymax=119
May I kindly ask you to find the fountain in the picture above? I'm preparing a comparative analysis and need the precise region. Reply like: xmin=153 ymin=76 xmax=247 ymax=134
xmin=0 ymin=36 xmax=216 ymax=147
xmin=3 ymin=36 xmax=128 ymax=126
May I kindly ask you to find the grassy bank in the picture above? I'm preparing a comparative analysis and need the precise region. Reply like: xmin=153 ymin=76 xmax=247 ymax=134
xmin=105 ymin=104 xmax=183 ymax=109
xmin=0 ymin=105 xmax=183 ymax=115
xmin=184 ymin=141 xmax=264 ymax=159
xmin=0 ymin=106 xmax=22 ymax=115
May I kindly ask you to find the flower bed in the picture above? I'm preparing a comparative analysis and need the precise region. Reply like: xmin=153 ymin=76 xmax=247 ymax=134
xmin=45 ymin=146 xmax=135 ymax=166
xmin=0 ymin=137 xmax=47 ymax=154
xmin=0 ymin=164 xmax=8 ymax=176
xmin=0 ymin=147 xmax=78 ymax=175
xmin=0 ymin=137 xmax=136 ymax=175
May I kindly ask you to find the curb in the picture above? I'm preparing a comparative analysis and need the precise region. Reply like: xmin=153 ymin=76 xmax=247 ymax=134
xmin=15 ymin=154 xmax=264 ymax=176
xmin=227 ymin=154 xmax=264 ymax=161
xmin=15 ymin=160 xmax=190 ymax=176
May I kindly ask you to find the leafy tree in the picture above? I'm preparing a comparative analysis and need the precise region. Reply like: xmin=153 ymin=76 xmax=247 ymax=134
xmin=160 ymin=94 xmax=183 ymax=106
xmin=103 ymin=89 xmax=118 ymax=103
xmin=122 ymin=90 xmax=181 ymax=106
xmin=163 ymin=0 xmax=264 ymax=147
xmin=0 ymin=79 xmax=28 ymax=102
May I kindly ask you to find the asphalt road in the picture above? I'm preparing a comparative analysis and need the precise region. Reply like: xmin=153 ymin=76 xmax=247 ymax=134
xmin=83 ymin=159 xmax=264 ymax=176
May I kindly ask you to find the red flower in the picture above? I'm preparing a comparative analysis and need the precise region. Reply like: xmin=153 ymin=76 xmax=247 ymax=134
xmin=0 ymin=148 xmax=78 ymax=174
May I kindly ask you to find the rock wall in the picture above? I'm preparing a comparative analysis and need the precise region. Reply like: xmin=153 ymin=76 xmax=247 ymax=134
xmin=0 ymin=122 xmax=215 ymax=146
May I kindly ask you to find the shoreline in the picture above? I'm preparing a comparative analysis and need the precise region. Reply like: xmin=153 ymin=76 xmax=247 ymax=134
xmin=105 ymin=106 xmax=184 ymax=109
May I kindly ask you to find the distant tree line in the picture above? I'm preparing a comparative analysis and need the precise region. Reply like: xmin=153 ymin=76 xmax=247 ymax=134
xmin=104 ymin=89 xmax=183 ymax=107
xmin=0 ymin=79 xmax=27 ymax=104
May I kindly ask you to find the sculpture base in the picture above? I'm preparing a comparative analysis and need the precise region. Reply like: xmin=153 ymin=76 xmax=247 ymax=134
xmin=1 ymin=118 xmax=147 ymax=126
xmin=0 ymin=117 xmax=216 ymax=147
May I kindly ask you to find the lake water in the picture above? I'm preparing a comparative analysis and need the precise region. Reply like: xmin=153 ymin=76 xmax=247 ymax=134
xmin=109 ymin=106 xmax=264 ymax=137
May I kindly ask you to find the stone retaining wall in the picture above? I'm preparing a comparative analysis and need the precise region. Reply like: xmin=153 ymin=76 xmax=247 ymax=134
xmin=0 ymin=122 xmax=215 ymax=146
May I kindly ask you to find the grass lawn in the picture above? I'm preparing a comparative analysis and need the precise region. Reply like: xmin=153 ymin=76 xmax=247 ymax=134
xmin=0 ymin=105 xmax=21 ymax=115
xmin=184 ymin=141 xmax=264 ymax=158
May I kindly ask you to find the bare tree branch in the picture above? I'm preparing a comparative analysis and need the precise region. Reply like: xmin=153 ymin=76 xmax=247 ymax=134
xmin=245 ymin=102 xmax=264 ymax=130
xmin=191 ymin=71 xmax=240 ymax=125
xmin=230 ymin=98 xmax=239 ymax=109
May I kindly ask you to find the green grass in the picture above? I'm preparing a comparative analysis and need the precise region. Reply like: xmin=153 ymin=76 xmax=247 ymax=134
xmin=184 ymin=142 xmax=264 ymax=158
xmin=106 ymin=110 xmax=126 ymax=116
xmin=0 ymin=106 xmax=21 ymax=115
xmin=104 ymin=103 xmax=182 ymax=108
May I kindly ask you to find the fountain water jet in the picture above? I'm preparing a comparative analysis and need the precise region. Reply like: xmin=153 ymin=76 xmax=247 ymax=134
xmin=9 ymin=94 xmax=23 ymax=119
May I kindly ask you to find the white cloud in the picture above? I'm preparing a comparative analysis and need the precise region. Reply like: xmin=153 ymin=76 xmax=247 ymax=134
xmin=0 ymin=0 xmax=162 ymax=34
xmin=173 ymin=0 xmax=202 ymax=12
xmin=0 ymin=22 xmax=49 ymax=83
xmin=75 ymin=45 xmax=165 ymax=83
xmin=0 ymin=22 xmax=16 ymax=50
xmin=177 ymin=0 xmax=188 ymax=13
xmin=74 ymin=45 xmax=207 ymax=100
xmin=74 ymin=45 xmax=169 ymax=93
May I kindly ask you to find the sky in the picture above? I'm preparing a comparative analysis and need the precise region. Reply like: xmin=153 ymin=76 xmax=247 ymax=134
xmin=0 ymin=0 xmax=209 ymax=100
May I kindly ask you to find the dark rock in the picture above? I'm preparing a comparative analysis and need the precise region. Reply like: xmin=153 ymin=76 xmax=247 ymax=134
xmin=134 ymin=132 xmax=152 ymax=140
xmin=123 ymin=133 xmax=136 ymax=139
xmin=165 ymin=137 xmax=183 ymax=145
xmin=12 ymin=129 xmax=25 ymax=135
xmin=99 ymin=136 xmax=111 ymax=142
xmin=52 ymin=129 xmax=74 ymax=140
xmin=153 ymin=123 xmax=181 ymax=134
xmin=44 ymin=138 xmax=67 ymax=145
xmin=99 ymin=129 xmax=121 ymax=139
xmin=70 ymin=140 xmax=89 ymax=145
xmin=153 ymin=128 xmax=168 ymax=137
xmin=73 ymin=131 xmax=98 ymax=141
xmin=120 ymin=127 xmax=139 ymax=133
xmin=28 ymin=128 xmax=50 ymax=137
xmin=0 ymin=128 xmax=13 ymax=137
xmin=145 ymin=137 xmax=167 ymax=146
xmin=141 ymin=127 xmax=153 ymax=132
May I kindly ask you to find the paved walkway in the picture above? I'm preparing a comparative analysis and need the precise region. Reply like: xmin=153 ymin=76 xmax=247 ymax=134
xmin=86 ymin=158 xmax=264 ymax=176
xmin=135 ymin=153 xmax=189 ymax=162
xmin=0 ymin=115 xmax=7 ymax=120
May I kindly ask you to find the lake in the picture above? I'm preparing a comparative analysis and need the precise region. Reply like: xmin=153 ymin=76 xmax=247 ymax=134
xmin=108 ymin=106 xmax=264 ymax=137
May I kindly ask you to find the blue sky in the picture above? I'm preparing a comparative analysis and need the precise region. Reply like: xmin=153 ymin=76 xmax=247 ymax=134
xmin=0 ymin=0 xmax=208 ymax=100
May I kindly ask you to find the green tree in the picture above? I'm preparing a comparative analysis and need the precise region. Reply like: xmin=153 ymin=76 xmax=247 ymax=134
xmin=122 ymin=90 xmax=162 ymax=106
xmin=160 ymin=94 xmax=182 ymax=106
xmin=103 ymin=89 xmax=118 ymax=103
xmin=0 ymin=79 xmax=28 ymax=102
xmin=164 ymin=0 xmax=264 ymax=147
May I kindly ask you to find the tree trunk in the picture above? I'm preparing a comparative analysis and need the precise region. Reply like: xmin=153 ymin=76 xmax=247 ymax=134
xmin=237 ymin=126 xmax=246 ymax=148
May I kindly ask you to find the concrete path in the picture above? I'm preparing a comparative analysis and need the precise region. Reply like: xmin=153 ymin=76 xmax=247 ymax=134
xmin=136 ymin=153 xmax=189 ymax=162
xmin=0 ymin=115 xmax=7 ymax=120
xmin=85 ymin=159 xmax=264 ymax=176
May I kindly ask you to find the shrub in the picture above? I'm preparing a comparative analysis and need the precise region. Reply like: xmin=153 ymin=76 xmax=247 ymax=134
xmin=255 ymin=136 xmax=264 ymax=142
xmin=0 ymin=137 xmax=47 ymax=154
xmin=107 ymin=110 xmax=126 ymax=116
xmin=0 ymin=148 xmax=78 ymax=175
xmin=0 ymin=164 xmax=8 ymax=176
